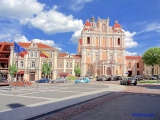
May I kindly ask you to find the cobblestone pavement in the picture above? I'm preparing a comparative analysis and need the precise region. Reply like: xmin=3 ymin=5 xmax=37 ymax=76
xmin=35 ymin=81 xmax=160 ymax=120
xmin=0 ymin=82 xmax=109 ymax=112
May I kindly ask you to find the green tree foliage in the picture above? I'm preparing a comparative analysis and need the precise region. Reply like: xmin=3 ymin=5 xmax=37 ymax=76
xmin=9 ymin=62 xmax=17 ymax=77
xmin=142 ymin=47 xmax=160 ymax=75
xmin=74 ymin=65 xmax=81 ymax=77
xmin=42 ymin=61 xmax=52 ymax=78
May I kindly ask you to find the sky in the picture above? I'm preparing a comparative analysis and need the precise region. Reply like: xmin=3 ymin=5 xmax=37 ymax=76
xmin=0 ymin=0 xmax=160 ymax=56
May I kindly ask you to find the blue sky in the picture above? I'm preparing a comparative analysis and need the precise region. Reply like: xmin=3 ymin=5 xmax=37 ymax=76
xmin=0 ymin=0 xmax=160 ymax=56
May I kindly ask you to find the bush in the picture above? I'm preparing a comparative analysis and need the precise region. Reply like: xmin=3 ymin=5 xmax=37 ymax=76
xmin=67 ymin=75 xmax=77 ymax=80
xmin=138 ymin=80 xmax=159 ymax=83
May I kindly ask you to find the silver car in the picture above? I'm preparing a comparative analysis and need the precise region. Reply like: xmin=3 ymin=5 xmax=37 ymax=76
xmin=51 ymin=78 xmax=68 ymax=83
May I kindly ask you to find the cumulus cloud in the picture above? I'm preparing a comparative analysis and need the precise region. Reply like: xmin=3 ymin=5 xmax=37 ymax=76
xmin=0 ymin=0 xmax=45 ymax=24
xmin=30 ymin=6 xmax=83 ymax=34
xmin=126 ymin=51 xmax=137 ymax=56
xmin=70 ymin=30 xmax=82 ymax=44
xmin=124 ymin=30 xmax=138 ymax=48
xmin=70 ymin=0 xmax=93 ymax=11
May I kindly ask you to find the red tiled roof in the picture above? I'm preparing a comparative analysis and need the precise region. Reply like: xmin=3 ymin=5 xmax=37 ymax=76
xmin=19 ymin=42 xmax=54 ymax=49
xmin=79 ymin=38 xmax=82 ymax=45
xmin=114 ymin=23 xmax=121 ymax=27
xmin=85 ymin=21 xmax=91 ymax=26
xmin=58 ymin=52 xmax=68 ymax=57
xmin=126 ymin=56 xmax=141 ymax=59
xmin=71 ymin=55 xmax=81 ymax=58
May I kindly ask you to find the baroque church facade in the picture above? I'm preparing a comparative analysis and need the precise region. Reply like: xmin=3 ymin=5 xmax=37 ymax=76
xmin=77 ymin=17 xmax=127 ymax=77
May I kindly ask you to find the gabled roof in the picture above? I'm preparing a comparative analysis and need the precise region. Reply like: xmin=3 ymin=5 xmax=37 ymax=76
xmin=71 ymin=54 xmax=81 ymax=58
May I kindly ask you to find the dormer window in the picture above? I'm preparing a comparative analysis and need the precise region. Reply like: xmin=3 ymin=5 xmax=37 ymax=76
xmin=87 ymin=37 xmax=90 ymax=44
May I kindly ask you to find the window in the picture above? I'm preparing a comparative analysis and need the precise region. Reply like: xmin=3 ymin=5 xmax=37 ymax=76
xmin=87 ymin=37 xmax=90 ymax=44
xmin=137 ymin=63 xmax=139 ymax=68
xmin=96 ymin=55 xmax=99 ymax=61
xmin=49 ymin=62 xmax=52 ymax=67
xmin=118 ymin=38 xmax=120 ymax=45
xmin=49 ymin=51 xmax=52 ymax=58
xmin=66 ymin=62 xmax=68 ymax=68
xmin=137 ymin=71 xmax=140 ymax=75
xmin=59 ymin=62 xmax=62 ymax=68
xmin=70 ymin=70 xmax=72 ymax=74
xmin=20 ymin=61 xmax=24 ymax=68
xmin=129 ymin=62 xmax=131 ymax=68
xmin=30 ymin=51 xmax=33 ymax=58
xmin=110 ymin=55 xmax=113 ymax=60
xmin=102 ymin=23 xmax=106 ymax=32
xmin=70 ymin=63 xmax=72 ymax=68
xmin=31 ymin=62 xmax=35 ymax=67
xmin=87 ymin=53 xmax=90 ymax=57
xmin=34 ymin=51 xmax=37 ymax=58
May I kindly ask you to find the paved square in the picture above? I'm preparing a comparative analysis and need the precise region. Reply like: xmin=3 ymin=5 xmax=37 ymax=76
xmin=0 ymin=82 xmax=109 ymax=112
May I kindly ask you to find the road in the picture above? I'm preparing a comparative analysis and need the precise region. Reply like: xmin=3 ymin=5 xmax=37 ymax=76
xmin=38 ymin=81 xmax=160 ymax=120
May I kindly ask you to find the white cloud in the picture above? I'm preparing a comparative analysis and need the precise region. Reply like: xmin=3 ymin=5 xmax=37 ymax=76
xmin=124 ymin=30 xmax=138 ymax=48
xmin=70 ymin=30 xmax=82 ymax=44
xmin=14 ymin=34 xmax=28 ymax=42
xmin=30 ymin=6 xmax=83 ymax=34
xmin=70 ymin=0 xmax=93 ymax=11
xmin=126 ymin=51 xmax=137 ymax=56
xmin=140 ymin=22 xmax=160 ymax=33
xmin=0 ymin=0 xmax=45 ymax=24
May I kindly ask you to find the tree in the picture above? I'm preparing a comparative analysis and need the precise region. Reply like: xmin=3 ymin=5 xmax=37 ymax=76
xmin=74 ymin=65 xmax=81 ymax=77
xmin=142 ymin=47 xmax=160 ymax=75
xmin=8 ymin=62 xmax=18 ymax=80
xmin=42 ymin=61 xmax=52 ymax=79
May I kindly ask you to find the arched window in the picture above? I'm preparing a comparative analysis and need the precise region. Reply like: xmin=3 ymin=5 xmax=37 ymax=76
xmin=87 ymin=37 xmax=90 ymax=44
xmin=31 ymin=61 xmax=35 ymax=67
xmin=129 ymin=62 xmax=131 ymax=68
xmin=118 ymin=38 xmax=120 ymax=45
xmin=102 ymin=23 xmax=106 ymax=32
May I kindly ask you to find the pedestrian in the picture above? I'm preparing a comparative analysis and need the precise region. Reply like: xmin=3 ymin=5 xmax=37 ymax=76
xmin=13 ymin=77 xmax=16 ymax=82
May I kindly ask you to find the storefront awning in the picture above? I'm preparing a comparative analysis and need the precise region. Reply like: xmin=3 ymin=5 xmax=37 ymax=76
xmin=58 ymin=72 xmax=68 ymax=76
xmin=18 ymin=71 xmax=24 ymax=74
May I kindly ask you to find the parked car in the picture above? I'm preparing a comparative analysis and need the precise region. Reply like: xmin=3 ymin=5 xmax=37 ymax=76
xmin=149 ymin=75 xmax=158 ymax=80
xmin=133 ymin=75 xmax=145 ymax=81
xmin=108 ymin=76 xmax=116 ymax=81
xmin=120 ymin=78 xmax=137 ymax=86
xmin=115 ymin=76 xmax=122 ymax=81
xmin=96 ymin=75 xmax=110 ymax=81
xmin=36 ymin=78 xmax=50 ymax=83
xmin=51 ymin=78 xmax=68 ymax=83
xmin=75 ymin=77 xmax=90 ymax=84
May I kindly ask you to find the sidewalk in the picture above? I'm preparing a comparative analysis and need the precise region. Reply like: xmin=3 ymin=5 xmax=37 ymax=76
xmin=0 ymin=84 xmax=125 ymax=120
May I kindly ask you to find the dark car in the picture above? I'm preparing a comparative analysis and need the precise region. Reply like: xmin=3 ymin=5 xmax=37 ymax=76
xmin=96 ymin=75 xmax=110 ymax=81
xmin=108 ymin=76 xmax=116 ymax=81
xmin=51 ymin=78 xmax=68 ymax=83
xmin=120 ymin=77 xmax=137 ymax=86
xmin=115 ymin=76 xmax=122 ymax=81
xmin=36 ymin=78 xmax=50 ymax=83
